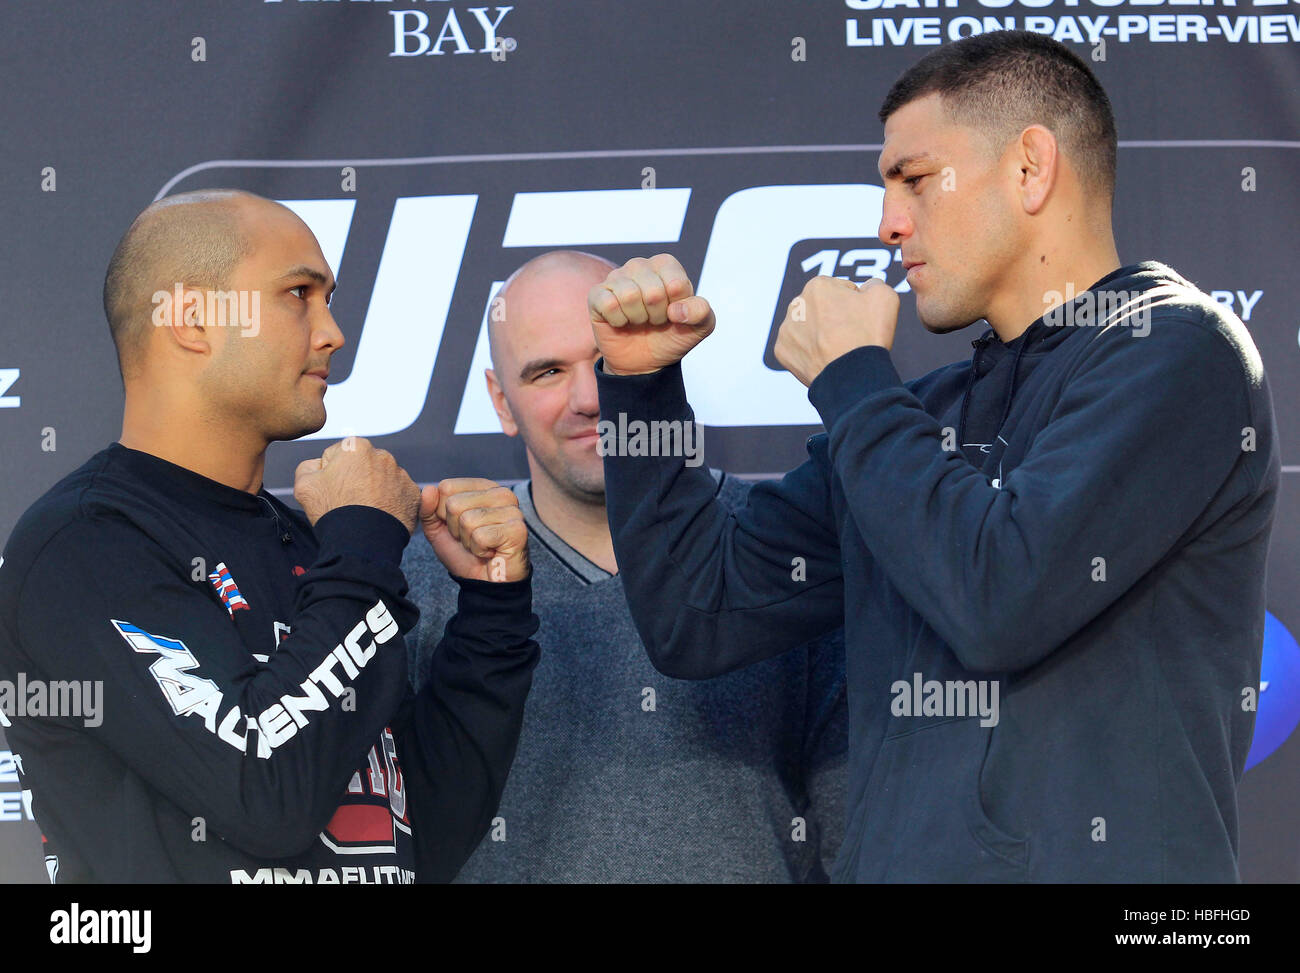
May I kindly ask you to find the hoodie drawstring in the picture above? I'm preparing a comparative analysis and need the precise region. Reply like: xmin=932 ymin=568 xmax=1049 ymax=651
xmin=994 ymin=335 xmax=1030 ymax=437
xmin=956 ymin=329 xmax=1030 ymax=455
xmin=956 ymin=332 xmax=992 ymax=449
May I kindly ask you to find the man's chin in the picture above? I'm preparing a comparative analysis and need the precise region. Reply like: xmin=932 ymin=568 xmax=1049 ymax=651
xmin=917 ymin=303 xmax=981 ymax=336
xmin=921 ymin=319 xmax=974 ymax=336
xmin=271 ymin=409 xmax=327 ymax=443
xmin=556 ymin=463 xmax=606 ymax=503
xmin=568 ymin=472 xmax=606 ymax=501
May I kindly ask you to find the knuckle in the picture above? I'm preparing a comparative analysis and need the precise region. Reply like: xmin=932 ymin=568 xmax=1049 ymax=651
xmin=613 ymin=283 xmax=641 ymax=306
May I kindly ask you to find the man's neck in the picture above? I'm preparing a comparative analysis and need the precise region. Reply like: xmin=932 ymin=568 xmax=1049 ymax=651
xmin=527 ymin=468 xmax=618 ymax=575
xmin=986 ymin=231 xmax=1121 ymax=343
xmin=120 ymin=392 xmax=267 ymax=494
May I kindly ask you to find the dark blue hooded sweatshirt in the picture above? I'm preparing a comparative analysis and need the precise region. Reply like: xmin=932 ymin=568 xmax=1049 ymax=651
xmin=593 ymin=261 xmax=1279 ymax=882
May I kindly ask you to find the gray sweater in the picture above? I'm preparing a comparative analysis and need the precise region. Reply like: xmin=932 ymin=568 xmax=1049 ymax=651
xmin=400 ymin=472 xmax=848 ymax=882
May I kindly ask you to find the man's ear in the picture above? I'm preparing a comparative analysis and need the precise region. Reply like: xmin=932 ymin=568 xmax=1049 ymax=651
xmin=485 ymin=368 xmax=518 ymax=437
xmin=1014 ymin=124 xmax=1059 ymax=216
xmin=149 ymin=283 xmax=214 ymax=356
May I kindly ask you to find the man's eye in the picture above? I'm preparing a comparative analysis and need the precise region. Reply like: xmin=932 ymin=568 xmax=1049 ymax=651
xmin=905 ymin=175 xmax=925 ymax=190
xmin=289 ymin=285 xmax=308 ymax=299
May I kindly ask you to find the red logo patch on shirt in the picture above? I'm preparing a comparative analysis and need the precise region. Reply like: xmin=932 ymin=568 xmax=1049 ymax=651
xmin=319 ymin=727 xmax=411 ymax=856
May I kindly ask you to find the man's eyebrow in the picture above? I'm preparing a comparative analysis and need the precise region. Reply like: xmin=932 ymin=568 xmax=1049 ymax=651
xmin=518 ymin=357 xmax=565 ymax=380
xmin=881 ymin=153 xmax=939 ymax=181
xmin=277 ymin=265 xmax=334 ymax=292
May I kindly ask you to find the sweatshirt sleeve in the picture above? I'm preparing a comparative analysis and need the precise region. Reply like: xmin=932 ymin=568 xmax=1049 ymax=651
xmin=806 ymin=316 xmax=1262 ymax=674
xmin=391 ymin=573 xmax=539 ymax=883
xmin=595 ymin=360 xmax=846 ymax=679
xmin=13 ymin=504 xmax=418 ymax=859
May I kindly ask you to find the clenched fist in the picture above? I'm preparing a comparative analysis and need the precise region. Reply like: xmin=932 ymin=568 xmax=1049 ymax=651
xmin=588 ymin=254 xmax=715 ymax=375
xmin=774 ymin=276 xmax=900 ymax=387
xmin=294 ymin=437 xmax=420 ymax=532
xmin=420 ymin=478 xmax=529 ymax=583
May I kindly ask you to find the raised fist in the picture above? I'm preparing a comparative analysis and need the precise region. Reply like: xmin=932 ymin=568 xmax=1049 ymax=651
xmin=588 ymin=254 xmax=715 ymax=376
xmin=294 ymin=437 xmax=420 ymax=532
xmin=419 ymin=478 xmax=529 ymax=583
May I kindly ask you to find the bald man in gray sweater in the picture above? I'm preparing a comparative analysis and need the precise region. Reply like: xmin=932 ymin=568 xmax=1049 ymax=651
xmin=402 ymin=251 xmax=848 ymax=882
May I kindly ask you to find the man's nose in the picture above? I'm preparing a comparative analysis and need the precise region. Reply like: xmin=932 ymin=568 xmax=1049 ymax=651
xmin=317 ymin=307 xmax=345 ymax=352
xmin=571 ymin=357 xmax=602 ymax=414
xmin=878 ymin=197 xmax=911 ymax=246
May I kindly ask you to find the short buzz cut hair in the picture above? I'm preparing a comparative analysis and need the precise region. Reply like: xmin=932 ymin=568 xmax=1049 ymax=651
xmin=102 ymin=189 xmax=256 ymax=380
xmin=879 ymin=30 xmax=1117 ymax=200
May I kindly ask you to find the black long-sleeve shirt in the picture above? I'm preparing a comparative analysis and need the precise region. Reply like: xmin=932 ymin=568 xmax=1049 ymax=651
xmin=0 ymin=443 xmax=539 ymax=883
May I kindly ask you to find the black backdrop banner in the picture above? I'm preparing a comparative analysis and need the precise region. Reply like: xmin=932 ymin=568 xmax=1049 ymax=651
xmin=1 ymin=1 xmax=1297 ymax=883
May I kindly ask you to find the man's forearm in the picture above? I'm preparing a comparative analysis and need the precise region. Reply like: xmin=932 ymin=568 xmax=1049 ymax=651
xmin=595 ymin=359 xmax=845 ymax=678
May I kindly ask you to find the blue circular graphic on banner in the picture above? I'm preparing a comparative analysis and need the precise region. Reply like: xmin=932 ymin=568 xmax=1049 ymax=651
xmin=1246 ymin=611 xmax=1300 ymax=772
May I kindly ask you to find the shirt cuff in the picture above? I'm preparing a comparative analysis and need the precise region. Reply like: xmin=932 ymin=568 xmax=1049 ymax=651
xmin=807 ymin=345 xmax=903 ymax=434
xmin=314 ymin=505 xmax=411 ymax=567
xmin=594 ymin=358 xmax=692 ymax=423
xmin=447 ymin=573 xmax=539 ymax=647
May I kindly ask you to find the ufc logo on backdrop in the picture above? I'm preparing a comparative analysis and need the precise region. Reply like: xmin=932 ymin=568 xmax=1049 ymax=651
xmin=272 ymin=184 xmax=905 ymax=439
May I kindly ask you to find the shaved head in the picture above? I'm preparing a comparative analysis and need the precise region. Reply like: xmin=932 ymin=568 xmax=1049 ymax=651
xmin=481 ymin=249 xmax=615 ymax=508
xmin=110 ymin=188 xmax=343 ymax=460
xmin=103 ymin=189 xmax=265 ymax=380
xmin=489 ymin=250 xmax=616 ymax=372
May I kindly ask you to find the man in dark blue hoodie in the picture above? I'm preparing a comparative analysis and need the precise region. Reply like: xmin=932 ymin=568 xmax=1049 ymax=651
xmin=586 ymin=31 xmax=1279 ymax=882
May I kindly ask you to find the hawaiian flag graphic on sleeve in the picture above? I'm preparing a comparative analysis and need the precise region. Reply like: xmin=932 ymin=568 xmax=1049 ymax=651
xmin=208 ymin=562 xmax=251 ymax=617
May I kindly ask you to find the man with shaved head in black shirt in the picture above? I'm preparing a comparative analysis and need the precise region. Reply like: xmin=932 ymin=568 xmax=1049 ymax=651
xmin=0 ymin=190 xmax=540 ymax=883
